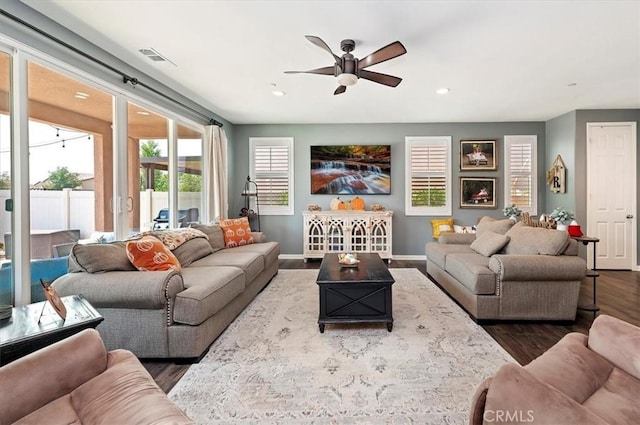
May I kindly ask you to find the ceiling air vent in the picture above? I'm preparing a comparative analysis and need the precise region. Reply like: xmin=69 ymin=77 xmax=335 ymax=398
xmin=138 ymin=48 xmax=176 ymax=66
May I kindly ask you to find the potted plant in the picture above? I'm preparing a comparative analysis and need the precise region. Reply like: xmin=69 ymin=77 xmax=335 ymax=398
xmin=549 ymin=207 xmax=575 ymax=230
xmin=503 ymin=204 xmax=522 ymax=221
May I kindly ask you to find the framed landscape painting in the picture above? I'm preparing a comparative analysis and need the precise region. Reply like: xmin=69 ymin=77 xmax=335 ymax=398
xmin=460 ymin=139 xmax=497 ymax=171
xmin=310 ymin=145 xmax=391 ymax=194
xmin=460 ymin=177 xmax=497 ymax=208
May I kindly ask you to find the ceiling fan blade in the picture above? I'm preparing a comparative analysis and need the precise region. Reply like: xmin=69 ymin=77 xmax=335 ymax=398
xmin=357 ymin=41 xmax=407 ymax=70
xmin=284 ymin=66 xmax=336 ymax=76
xmin=359 ymin=70 xmax=402 ymax=87
xmin=305 ymin=35 xmax=341 ymax=63
xmin=334 ymin=85 xmax=347 ymax=95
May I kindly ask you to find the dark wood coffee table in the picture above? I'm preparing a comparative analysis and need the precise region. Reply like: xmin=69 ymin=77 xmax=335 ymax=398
xmin=316 ymin=253 xmax=395 ymax=333
xmin=0 ymin=294 xmax=103 ymax=366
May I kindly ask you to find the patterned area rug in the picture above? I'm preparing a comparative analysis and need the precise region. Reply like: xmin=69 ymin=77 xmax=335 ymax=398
xmin=169 ymin=269 xmax=516 ymax=424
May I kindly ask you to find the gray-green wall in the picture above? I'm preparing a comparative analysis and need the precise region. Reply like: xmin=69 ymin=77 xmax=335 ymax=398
xmin=231 ymin=122 xmax=546 ymax=256
xmin=545 ymin=111 xmax=577 ymax=216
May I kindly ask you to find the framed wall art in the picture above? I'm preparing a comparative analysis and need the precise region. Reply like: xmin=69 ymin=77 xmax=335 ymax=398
xmin=460 ymin=177 xmax=497 ymax=208
xmin=310 ymin=145 xmax=391 ymax=194
xmin=460 ymin=139 xmax=497 ymax=171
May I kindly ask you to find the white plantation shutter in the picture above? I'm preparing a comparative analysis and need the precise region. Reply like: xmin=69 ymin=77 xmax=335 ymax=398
xmin=405 ymin=136 xmax=452 ymax=215
xmin=250 ymin=137 xmax=294 ymax=215
xmin=504 ymin=135 xmax=537 ymax=214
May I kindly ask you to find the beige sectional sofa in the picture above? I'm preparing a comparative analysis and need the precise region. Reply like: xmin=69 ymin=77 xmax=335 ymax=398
xmin=425 ymin=217 xmax=587 ymax=321
xmin=53 ymin=224 xmax=279 ymax=361
xmin=0 ymin=329 xmax=193 ymax=424
xmin=470 ymin=314 xmax=640 ymax=424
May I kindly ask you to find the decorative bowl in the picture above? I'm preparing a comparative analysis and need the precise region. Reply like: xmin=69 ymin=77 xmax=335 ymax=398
xmin=338 ymin=253 xmax=359 ymax=267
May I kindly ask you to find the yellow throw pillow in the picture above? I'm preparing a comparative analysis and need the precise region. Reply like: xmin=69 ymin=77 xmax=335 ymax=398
xmin=126 ymin=236 xmax=181 ymax=272
xmin=219 ymin=217 xmax=255 ymax=248
xmin=431 ymin=218 xmax=454 ymax=239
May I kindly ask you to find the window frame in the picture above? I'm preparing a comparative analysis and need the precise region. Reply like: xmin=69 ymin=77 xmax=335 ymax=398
xmin=503 ymin=135 xmax=538 ymax=215
xmin=404 ymin=136 xmax=452 ymax=216
xmin=249 ymin=137 xmax=294 ymax=216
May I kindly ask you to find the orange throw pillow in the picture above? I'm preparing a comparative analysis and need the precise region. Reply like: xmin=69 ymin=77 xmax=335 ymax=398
xmin=219 ymin=217 xmax=255 ymax=248
xmin=126 ymin=236 xmax=181 ymax=271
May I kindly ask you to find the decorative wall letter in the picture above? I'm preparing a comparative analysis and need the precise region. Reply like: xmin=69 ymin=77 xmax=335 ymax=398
xmin=547 ymin=154 xmax=566 ymax=193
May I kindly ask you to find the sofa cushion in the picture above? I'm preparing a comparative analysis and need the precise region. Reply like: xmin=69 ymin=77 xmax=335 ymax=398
xmin=190 ymin=223 xmax=226 ymax=252
xmin=219 ymin=217 xmax=255 ymax=248
xmin=171 ymin=238 xmax=213 ymax=267
xmin=445 ymin=253 xmax=495 ymax=295
xmin=222 ymin=241 xmax=280 ymax=269
xmin=470 ymin=230 xmax=510 ymax=257
xmin=430 ymin=218 xmax=454 ymax=239
xmin=13 ymin=394 xmax=80 ymax=425
xmin=504 ymin=222 xmax=570 ymax=255
xmin=189 ymin=251 xmax=264 ymax=284
xmin=475 ymin=216 xmax=515 ymax=237
xmin=125 ymin=236 xmax=181 ymax=272
xmin=70 ymin=242 xmax=137 ymax=273
xmin=425 ymin=242 xmax=475 ymax=270
xmin=174 ymin=266 xmax=245 ymax=325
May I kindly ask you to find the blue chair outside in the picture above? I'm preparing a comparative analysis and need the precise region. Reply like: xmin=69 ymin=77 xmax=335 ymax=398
xmin=0 ymin=256 xmax=69 ymax=305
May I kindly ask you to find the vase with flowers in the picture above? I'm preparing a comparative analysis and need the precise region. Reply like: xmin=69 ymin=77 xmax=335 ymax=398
xmin=549 ymin=207 xmax=575 ymax=231
xmin=503 ymin=204 xmax=522 ymax=221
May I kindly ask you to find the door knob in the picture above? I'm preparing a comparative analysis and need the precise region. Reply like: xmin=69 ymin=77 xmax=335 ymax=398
xmin=627 ymin=214 xmax=634 ymax=219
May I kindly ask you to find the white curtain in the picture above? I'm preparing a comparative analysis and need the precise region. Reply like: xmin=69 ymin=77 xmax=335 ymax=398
xmin=206 ymin=124 xmax=228 ymax=221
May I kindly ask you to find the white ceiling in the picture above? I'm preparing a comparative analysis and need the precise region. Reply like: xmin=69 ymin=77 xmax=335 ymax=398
xmin=23 ymin=0 xmax=640 ymax=125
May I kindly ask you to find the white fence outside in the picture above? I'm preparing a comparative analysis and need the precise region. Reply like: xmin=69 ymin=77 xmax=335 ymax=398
xmin=0 ymin=189 xmax=201 ymax=241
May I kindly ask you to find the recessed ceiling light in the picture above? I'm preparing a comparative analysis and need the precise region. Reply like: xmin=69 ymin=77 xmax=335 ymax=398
xmin=436 ymin=88 xmax=450 ymax=95
xmin=137 ymin=111 xmax=150 ymax=116
xmin=270 ymin=83 xmax=285 ymax=97
xmin=74 ymin=91 xmax=89 ymax=99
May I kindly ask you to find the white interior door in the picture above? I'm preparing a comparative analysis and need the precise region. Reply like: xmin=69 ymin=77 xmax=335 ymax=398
xmin=587 ymin=122 xmax=637 ymax=270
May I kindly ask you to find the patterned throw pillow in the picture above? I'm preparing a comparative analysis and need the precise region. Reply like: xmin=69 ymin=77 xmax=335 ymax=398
xmin=126 ymin=236 xmax=181 ymax=271
xmin=430 ymin=218 xmax=454 ymax=239
xmin=146 ymin=228 xmax=208 ymax=250
xmin=219 ymin=217 xmax=255 ymax=248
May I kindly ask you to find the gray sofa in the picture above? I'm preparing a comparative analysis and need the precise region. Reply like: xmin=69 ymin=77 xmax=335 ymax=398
xmin=53 ymin=224 xmax=279 ymax=361
xmin=425 ymin=217 xmax=587 ymax=321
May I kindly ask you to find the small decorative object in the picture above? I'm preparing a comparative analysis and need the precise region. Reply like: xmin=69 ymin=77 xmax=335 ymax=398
xmin=0 ymin=304 xmax=11 ymax=320
xmin=549 ymin=207 xmax=575 ymax=231
xmin=547 ymin=155 xmax=566 ymax=193
xmin=338 ymin=253 xmax=359 ymax=267
xmin=460 ymin=139 xmax=497 ymax=171
xmin=307 ymin=204 xmax=322 ymax=211
xmin=568 ymin=220 xmax=584 ymax=237
xmin=330 ymin=197 xmax=346 ymax=211
xmin=39 ymin=279 xmax=67 ymax=321
xmin=522 ymin=212 xmax=556 ymax=229
xmin=460 ymin=177 xmax=497 ymax=208
xmin=370 ymin=204 xmax=385 ymax=211
xmin=502 ymin=204 xmax=522 ymax=220
xmin=351 ymin=196 xmax=365 ymax=210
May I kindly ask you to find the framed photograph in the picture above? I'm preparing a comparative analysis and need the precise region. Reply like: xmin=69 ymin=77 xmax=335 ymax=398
xmin=460 ymin=139 xmax=497 ymax=171
xmin=460 ymin=177 xmax=497 ymax=208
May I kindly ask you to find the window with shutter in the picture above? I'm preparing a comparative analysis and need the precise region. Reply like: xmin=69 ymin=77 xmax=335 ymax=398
xmin=504 ymin=135 xmax=537 ymax=214
xmin=405 ymin=136 xmax=452 ymax=215
xmin=249 ymin=137 xmax=294 ymax=215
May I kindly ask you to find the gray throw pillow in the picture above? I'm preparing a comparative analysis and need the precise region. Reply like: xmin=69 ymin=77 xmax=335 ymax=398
xmin=475 ymin=216 xmax=515 ymax=237
xmin=70 ymin=241 xmax=137 ymax=273
xmin=470 ymin=230 xmax=511 ymax=257
xmin=504 ymin=223 xmax=570 ymax=255
xmin=171 ymin=237 xmax=214 ymax=267
xmin=190 ymin=223 xmax=225 ymax=252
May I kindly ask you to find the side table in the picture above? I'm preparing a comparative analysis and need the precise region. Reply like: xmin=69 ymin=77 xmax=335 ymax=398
xmin=572 ymin=236 xmax=599 ymax=313
xmin=0 ymin=294 xmax=103 ymax=366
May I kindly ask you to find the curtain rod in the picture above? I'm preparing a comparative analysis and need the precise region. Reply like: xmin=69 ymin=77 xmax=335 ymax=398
xmin=0 ymin=8 xmax=223 ymax=128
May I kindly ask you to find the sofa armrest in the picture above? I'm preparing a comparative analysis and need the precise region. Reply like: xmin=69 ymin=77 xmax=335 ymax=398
xmin=53 ymin=270 xmax=184 ymax=309
xmin=588 ymin=314 xmax=640 ymax=380
xmin=489 ymin=255 xmax=587 ymax=281
xmin=481 ymin=363 xmax=608 ymax=425
xmin=438 ymin=232 xmax=475 ymax=245
xmin=0 ymin=329 xmax=107 ymax=424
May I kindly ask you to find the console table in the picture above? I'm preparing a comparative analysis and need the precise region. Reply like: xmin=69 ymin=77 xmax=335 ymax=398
xmin=302 ymin=211 xmax=393 ymax=262
xmin=572 ymin=235 xmax=599 ymax=313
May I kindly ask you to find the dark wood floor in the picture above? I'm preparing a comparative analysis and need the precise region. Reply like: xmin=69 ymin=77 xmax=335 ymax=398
xmin=143 ymin=259 xmax=640 ymax=393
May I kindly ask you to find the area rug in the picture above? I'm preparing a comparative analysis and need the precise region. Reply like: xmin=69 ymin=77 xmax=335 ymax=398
xmin=169 ymin=269 xmax=516 ymax=424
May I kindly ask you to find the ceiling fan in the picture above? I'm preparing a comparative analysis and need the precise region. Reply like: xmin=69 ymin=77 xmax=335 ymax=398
xmin=285 ymin=35 xmax=407 ymax=95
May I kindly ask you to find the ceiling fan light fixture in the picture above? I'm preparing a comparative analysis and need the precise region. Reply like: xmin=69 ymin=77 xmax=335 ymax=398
xmin=337 ymin=73 xmax=358 ymax=86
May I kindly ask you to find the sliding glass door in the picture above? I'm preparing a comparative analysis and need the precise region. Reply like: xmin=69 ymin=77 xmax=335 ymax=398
xmin=0 ymin=51 xmax=13 ymax=304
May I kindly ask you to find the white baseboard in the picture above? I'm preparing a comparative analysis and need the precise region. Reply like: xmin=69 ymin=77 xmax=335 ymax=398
xmin=278 ymin=254 xmax=426 ymax=261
